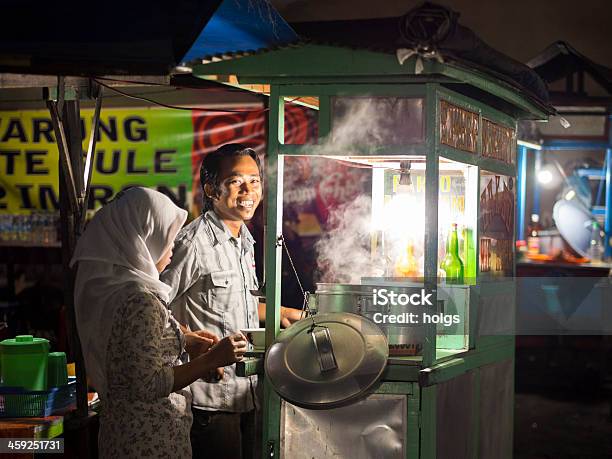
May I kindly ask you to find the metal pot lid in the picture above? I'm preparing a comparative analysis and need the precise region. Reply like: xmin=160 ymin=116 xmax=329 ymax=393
xmin=265 ymin=312 xmax=389 ymax=409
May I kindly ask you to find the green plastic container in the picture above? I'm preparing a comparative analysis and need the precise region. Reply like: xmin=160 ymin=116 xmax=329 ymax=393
xmin=0 ymin=335 xmax=50 ymax=390
xmin=47 ymin=352 xmax=68 ymax=388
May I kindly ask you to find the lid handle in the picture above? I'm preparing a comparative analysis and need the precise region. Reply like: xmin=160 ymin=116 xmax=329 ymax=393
xmin=15 ymin=335 xmax=34 ymax=342
xmin=311 ymin=327 xmax=338 ymax=372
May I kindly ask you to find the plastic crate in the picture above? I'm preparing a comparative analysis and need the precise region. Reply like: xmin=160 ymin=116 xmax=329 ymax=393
xmin=0 ymin=377 xmax=76 ymax=417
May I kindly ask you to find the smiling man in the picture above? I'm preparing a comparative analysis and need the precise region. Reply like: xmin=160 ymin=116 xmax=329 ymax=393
xmin=161 ymin=143 xmax=299 ymax=459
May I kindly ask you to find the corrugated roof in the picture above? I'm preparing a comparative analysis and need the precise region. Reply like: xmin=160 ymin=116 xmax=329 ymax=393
xmin=288 ymin=7 xmax=550 ymax=105
xmin=193 ymin=3 xmax=551 ymax=108
xmin=197 ymin=41 xmax=305 ymax=64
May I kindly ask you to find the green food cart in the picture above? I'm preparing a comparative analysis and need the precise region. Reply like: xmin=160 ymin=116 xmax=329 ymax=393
xmin=192 ymin=9 xmax=553 ymax=458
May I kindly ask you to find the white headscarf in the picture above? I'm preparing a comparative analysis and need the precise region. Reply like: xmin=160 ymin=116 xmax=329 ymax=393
xmin=70 ymin=187 xmax=187 ymax=395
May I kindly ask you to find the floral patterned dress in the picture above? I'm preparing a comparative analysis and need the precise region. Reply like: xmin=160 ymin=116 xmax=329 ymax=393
xmin=98 ymin=286 xmax=192 ymax=458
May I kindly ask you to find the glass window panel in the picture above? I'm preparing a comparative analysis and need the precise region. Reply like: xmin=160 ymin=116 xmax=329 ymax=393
xmin=479 ymin=171 xmax=515 ymax=277
xmin=435 ymin=284 xmax=470 ymax=357
xmin=331 ymin=97 xmax=425 ymax=146
xmin=435 ymin=159 xmax=476 ymax=358
xmin=437 ymin=160 xmax=478 ymax=285
xmin=283 ymin=98 xmax=319 ymax=145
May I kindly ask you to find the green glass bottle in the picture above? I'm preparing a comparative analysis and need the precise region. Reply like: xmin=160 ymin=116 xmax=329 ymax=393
xmin=441 ymin=223 xmax=464 ymax=284
xmin=462 ymin=227 xmax=476 ymax=284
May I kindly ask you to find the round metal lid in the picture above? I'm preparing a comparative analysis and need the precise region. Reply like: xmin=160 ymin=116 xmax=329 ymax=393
xmin=265 ymin=312 xmax=389 ymax=409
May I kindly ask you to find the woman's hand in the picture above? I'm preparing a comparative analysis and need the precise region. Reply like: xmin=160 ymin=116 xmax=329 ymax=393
xmin=184 ymin=329 xmax=219 ymax=359
xmin=206 ymin=333 xmax=247 ymax=368
xmin=173 ymin=333 xmax=242 ymax=391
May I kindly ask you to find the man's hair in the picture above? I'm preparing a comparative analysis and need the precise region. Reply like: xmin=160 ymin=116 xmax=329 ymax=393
xmin=200 ymin=143 xmax=262 ymax=212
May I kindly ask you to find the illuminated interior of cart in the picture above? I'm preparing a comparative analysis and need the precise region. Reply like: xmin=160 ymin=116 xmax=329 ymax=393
xmin=291 ymin=155 xmax=475 ymax=362
xmin=314 ymin=155 xmax=477 ymax=261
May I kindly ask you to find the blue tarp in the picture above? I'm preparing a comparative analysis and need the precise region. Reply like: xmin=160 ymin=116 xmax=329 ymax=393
xmin=181 ymin=0 xmax=298 ymax=64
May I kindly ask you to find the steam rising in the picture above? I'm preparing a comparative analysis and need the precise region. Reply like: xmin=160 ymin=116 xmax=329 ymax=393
xmin=286 ymin=97 xmax=425 ymax=283
xmin=329 ymin=99 xmax=391 ymax=147
xmin=330 ymin=97 xmax=424 ymax=148
xmin=299 ymin=97 xmax=424 ymax=157
xmin=310 ymin=99 xmax=392 ymax=283
xmin=315 ymin=195 xmax=373 ymax=284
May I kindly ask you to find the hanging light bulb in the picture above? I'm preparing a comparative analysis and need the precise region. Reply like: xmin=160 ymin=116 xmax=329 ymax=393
xmin=397 ymin=160 xmax=412 ymax=193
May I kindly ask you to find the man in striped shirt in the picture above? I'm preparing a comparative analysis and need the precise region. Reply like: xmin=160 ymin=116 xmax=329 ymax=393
xmin=161 ymin=144 xmax=300 ymax=459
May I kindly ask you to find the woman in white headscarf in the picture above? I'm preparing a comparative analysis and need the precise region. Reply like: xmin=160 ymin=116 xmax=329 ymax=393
xmin=71 ymin=187 xmax=247 ymax=458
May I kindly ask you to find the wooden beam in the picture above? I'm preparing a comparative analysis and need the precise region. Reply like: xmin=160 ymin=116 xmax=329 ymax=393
xmin=0 ymin=73 xmax=169 ymax=89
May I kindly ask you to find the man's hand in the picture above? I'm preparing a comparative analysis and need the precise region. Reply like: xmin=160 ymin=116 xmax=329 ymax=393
xmin=184 ymin=329 xmax=220 ymax=359
xmin=280 ymin=306 xmax=303 ymax=328
xmin=258 ymin=303 xmax=304 ymax=328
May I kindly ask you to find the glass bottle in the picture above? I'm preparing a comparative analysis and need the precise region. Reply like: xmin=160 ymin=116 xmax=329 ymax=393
xmin=527 ymin=214 xmax=542 ymax=255
xmin=395 ymin=240 xmax=419 ymax=277
xmin=462 ymin=227 xmax=476 ymax=283
xmin=441 ymin=223 xmax=464 ymax=284
xmin=586 ymin=221 xmax=604 ymax=263
xmin=370 ymin=230 xmax=389 ymax=277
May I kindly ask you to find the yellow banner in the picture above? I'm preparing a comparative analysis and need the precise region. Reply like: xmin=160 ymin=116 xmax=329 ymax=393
xmin=0 ymin=108 xmax=193 ymax=214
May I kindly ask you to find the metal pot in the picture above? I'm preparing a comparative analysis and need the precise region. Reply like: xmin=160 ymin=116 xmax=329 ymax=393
xmin=312 ymin=283 xmax=426 ymax=356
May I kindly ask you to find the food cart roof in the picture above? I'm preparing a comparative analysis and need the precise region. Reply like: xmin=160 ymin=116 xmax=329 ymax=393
xmin=190 ymin=3 xmax=555 ymax=120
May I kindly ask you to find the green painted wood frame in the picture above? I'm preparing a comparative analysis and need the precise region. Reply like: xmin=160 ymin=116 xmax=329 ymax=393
xmin=278 ymin=82 xmax=428 ymax=157
xmin=265 ymin=81 xmax=519 ymax=359
xmin=256 ymin=55 xmax=529 ymax=458
xmin=263 ymin=85 xmax=283 ymax=458
xmin=435 ymin=85 xmax=518 ymax=177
